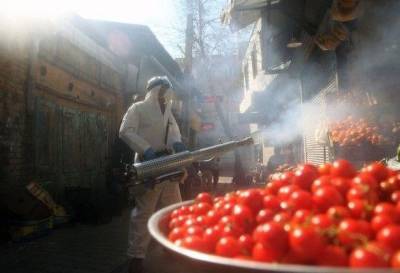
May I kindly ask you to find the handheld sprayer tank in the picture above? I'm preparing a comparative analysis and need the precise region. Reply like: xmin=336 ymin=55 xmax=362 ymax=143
xmin=131 ymin=137 xmax=254 ymax=181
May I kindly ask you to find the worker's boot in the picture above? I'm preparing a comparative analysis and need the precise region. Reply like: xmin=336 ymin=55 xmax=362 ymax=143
xmin=128 ymin=258 xmax=144 ymax=273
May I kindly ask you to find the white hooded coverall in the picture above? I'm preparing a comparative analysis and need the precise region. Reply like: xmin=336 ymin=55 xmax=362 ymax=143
xmin=119 ymin=85 xmax=182 ymax=258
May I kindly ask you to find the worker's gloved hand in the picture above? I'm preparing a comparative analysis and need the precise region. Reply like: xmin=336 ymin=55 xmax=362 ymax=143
xmin=143 ymin=147 xmax=157 ymax=161
xmin=173 ymin=142 xmax=187 ymax=153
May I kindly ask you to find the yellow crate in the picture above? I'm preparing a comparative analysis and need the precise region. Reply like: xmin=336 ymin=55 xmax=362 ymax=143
xmin=9 ymin=217 xmax=53 ymax=242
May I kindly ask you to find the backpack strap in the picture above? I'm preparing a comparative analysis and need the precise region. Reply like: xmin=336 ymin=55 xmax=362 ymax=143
xmin=164 ymin=118 xmax=170 ymax=145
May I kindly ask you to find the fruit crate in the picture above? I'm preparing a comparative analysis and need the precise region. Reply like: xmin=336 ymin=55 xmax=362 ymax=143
xmin=333 ymin=143 xmax=388 ymax=165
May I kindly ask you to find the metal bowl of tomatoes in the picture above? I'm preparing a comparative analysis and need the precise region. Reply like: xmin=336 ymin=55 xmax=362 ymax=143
xmin=148 ymin=200 xmax=395 ymax=273
xmin=148 ymin=160 xmax=400 ymax=273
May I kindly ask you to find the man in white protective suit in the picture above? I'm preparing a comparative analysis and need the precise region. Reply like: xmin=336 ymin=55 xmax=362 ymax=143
xmin=119 ymin=76 xmax=186 ymax=273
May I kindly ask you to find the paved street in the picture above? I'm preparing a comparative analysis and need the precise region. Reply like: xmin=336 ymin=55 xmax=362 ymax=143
xmin=0 ymin=180 xmax=245 ymax=273
xmin=1 ymin=213 xmax=130 ymax=273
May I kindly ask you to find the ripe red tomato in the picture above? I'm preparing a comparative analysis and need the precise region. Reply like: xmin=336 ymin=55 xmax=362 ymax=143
xmin=263 ymin=195 xmax=281 ymax=212
xmin=220 ymin=223 xmax=244 ymax=238
xmin=170 ymin=209 xmax=180 ymax=220
xmin=364 ymin=162 xmax=389 ymax=182
xmin=288 ymin=190 xmax=313 ymax=211
xmin=350 ymin=243 xmax=390 ymax=268
xmin=168 ymin=227 xmax=186 ymax=242
xmin=352 ymin=173 xmax=378 ymax=190
xmin=273 ymin=212 xmax=292 ymax=224
xmin=174 ymin=238 xmax=183 ymax=247
xmin=379 ymin=181 xmax=390 ymax=196
xmin=213 ymin=200 xmax=225 ymax=211
xmin=232 ymin=204 xmax=255 ymax=232
xmin=196 ymin=215 xmax=206 ymax=226
xmin=327 ymin=206 xmax=351 ymax=223
xmin=213 ymin=196 xmax=224 ymax=203
xmin=317 ymin=245 xmax=348 ymax=267
xmin=223 ymin=192 xmax=238 ymax=203
xmin=193 ymin=202 xmax=212 ymax=215
xmin=266 ymin=180 xmax=287 ymax=195
xmin=387 ymin=175 xmax=400 ymax=191
xmin=171 ymin=206 xmax=191 ymax=219
xmin=338 ymin=219 xmax=373 ymax=247
xmin=217 ymin=202 xmax=234 ymax=216
xmin=256 ymin=209 xmax=275 ymax=224
xmin=331 ymin=159 xmax=356 ymax=178
xmin=292 ymin=166 xmax=318 ymax=191
xmin=311 ymin=175 xmax=332 ymax=193
xmin=168 ymin=217 xmax=181 ymax=229
xmin=279 ymin=171 xmax=295 ymax=184
xmin=215 ymin=237 xmax=240 ymax=257
xmin=289 ymin=226 xmax=326 ymax=261
xmin=313 ymin=186 xmax=344 ymax=213
xmin=252 ymin=222 xmax=289 ymax=254
xmin=391 ymin=250 xmax=400 ymax=268
xmin=218 ymin=215 xmax=233 ymax=225
xmin=291 ymin=209 xmax=312 ymax=226
xmin=205 ymin=210 xmax=221 ymax=226
xmin=186 ymin=225 xmax=203 ymax=237
xmin=181 ymin=236 xmax=207 ymax=252
xmin=374 ymin=202 xmax=399 ymax=221
xmin=238 ymin=234 xmax=254 ymax=256
xmin=371 ymin=215 xmax=395 ymax=233
xmin=377 ymin=225 xmax=400 ymax=251
xmin=311 ymin=214 xmax=334 ymax=230
xmin=347 ymin=185 xmax=378 ymax=204
xmin=252 ymin=242 xmax=284 ymax=262
xmin=184 ymin=216 xmax=199 ymax=227
xmin=281 ymin=250 xmax=308 ymax=265
xmin=195 ymin=192 xmax=213 ymax=204
xmin=347 ymin=199 xmax=371 ymax=219
xmin=203 ymin=227 xmax=220 ymax=252
xmin=279 ymin=200 xmax=291 ymax=211
xmin=392 ymin=191 xmax=400 ymax=203
xmin=278 ymin=185 xmax=301 ymax=201
xmin=331 ymin=177 xmax=351 ymax=195
xmin=318 ymin=163 xmax=332 ymax=176
xmin=238 ymin=189 xmax=263 ymax=213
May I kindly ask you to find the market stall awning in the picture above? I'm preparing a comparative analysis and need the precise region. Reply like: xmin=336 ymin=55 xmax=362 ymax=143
xmin=221 ymin=0 xmax=279 ymax=30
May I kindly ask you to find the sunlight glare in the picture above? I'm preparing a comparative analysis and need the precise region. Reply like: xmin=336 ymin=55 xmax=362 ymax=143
xmin=1 ymin=0 xmax=173 ymax=25
xmin=1 ymin=0 xmax=75 ymax=18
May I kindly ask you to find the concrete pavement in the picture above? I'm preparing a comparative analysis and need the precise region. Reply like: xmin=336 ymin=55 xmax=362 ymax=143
xmin=0 ymin=179 xmax=247 ymax=273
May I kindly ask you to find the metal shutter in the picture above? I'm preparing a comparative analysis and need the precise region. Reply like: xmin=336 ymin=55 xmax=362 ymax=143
xmin=303 ymin=80 xmax=337 ymax=165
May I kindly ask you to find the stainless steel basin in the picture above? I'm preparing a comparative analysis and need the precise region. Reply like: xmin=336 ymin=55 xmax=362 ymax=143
xmin=148 ymin=200 xmax=395 ymax=273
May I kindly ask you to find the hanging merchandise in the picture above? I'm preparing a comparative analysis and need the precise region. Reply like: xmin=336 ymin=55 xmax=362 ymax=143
xmin=331 ymin=0 xmax=361 ymax=22
xmin=315 ymin=22 xmax=349 ymax=51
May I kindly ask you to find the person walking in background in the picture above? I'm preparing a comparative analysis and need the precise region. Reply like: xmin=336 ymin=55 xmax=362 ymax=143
xmin=266 ymin=146 xmax=285 ymax=176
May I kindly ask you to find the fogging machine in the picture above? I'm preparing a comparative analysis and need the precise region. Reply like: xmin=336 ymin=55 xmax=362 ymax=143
xmin=126 ymin=137 xmax=254 ymax=186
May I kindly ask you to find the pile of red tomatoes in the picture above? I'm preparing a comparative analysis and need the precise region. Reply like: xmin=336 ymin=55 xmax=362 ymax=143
xmin=167 ymin=160 xmax=400 ymax=268
xmin=330 ymin=117 xmax=387 ymax=146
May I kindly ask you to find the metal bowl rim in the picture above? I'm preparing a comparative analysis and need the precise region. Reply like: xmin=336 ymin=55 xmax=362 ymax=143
xmin=148 ymin=200 xmax=396 ymax=273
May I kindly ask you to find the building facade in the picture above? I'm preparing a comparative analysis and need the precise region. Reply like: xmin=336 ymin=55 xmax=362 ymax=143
xmin=0 ymin=15 xmax=190 ymax=205
xmin=223 ymin=0 xmax=400 ymax=169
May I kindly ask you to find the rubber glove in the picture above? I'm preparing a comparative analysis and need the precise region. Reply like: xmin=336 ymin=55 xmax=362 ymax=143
xmin=143 ymin=147 xmax=157 ymax=161
xmin=173 ymin=142 xmax=187 ymax=153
